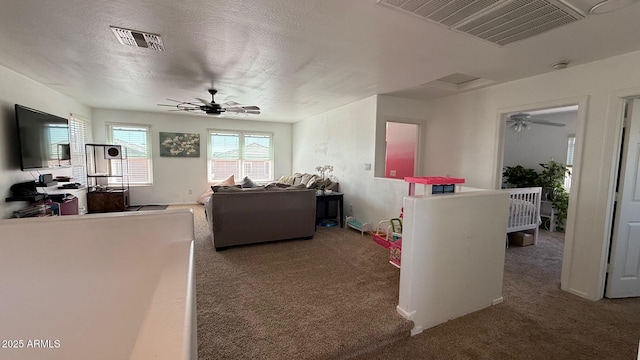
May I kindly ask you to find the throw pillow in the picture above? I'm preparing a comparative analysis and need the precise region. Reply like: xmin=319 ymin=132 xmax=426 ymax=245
xmin=197 ymin=188 xmax=213 ymax=204
xmin=240 ymin=176 xmax=257 ymax=188
xmin=292 ymin=173 xmax=304 ymax=185
xmin=300 ymin=173 xmax=314 ymax=186
xmin=213 ymin=174 xmax=235 ymax=187
xmin=306 ymin=175 xmax=319 ymax=188
xmin=277 ymin=175 xmax=295 ymax=185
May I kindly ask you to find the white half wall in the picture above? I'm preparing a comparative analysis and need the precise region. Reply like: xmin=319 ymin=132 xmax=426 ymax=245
xmin=398 ymin=190 xmax=509 ymax=334
xmin=91 ymin=109 xmax=293 ymax=205
xmin=0 ymin=64 xmax=91 ymax=219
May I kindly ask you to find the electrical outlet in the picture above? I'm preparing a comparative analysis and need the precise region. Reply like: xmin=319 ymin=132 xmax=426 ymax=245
xmin=390 ymin=170 xmax=397 ymax=176
xmin=350 ymin=204 xmax=354 ymax=213
xmin=364 ymin=163 xmax=371 ymax=171
xmin=188 ymin=189 xmax=193 ymax=195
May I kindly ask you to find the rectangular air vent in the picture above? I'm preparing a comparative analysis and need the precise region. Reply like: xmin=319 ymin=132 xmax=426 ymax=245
xmin=377 ymin=0 xmax=585 ymax=45
xmin=110 ymin=26 xmax=165 ymax=51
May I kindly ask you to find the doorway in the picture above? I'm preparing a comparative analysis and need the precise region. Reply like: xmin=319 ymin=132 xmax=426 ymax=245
xmin=498 ymin=102 xmax=583 ymax=288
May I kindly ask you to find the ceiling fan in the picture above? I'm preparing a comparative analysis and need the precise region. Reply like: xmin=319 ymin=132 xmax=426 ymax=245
xmin=158 ymin=89 xmax=260 ymax=116
xmin=506 ymin=113 xmax=566 ymax=132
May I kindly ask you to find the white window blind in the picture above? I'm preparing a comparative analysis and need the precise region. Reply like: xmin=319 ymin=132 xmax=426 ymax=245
xmin=565 ymin=135 xmax=575 ymax=190
xmin=107 ymin=123 xmax=153 ymax=185
xmin=69 ymin=114 xmax=92 ymax=185
xmin=566 ymin=136 xmax=575 ymax=166
xmin=208 ymin=130 xmax=273 ymax=182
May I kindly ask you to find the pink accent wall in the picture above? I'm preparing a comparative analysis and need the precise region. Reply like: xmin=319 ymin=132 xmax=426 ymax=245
xmin=385 ymin=122 xmax=418 ymax=179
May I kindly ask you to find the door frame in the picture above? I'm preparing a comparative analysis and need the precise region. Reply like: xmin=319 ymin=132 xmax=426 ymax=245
xmin=494 ymin=96 xmax=589 ymax=294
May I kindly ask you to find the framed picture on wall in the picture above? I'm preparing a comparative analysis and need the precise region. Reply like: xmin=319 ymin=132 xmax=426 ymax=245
xmin=159 ymin=132 xmax=200 ymax=157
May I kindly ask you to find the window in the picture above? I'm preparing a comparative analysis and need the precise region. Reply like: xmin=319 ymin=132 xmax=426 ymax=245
xmin=69 ymin=114 xmax=92 ymax=185
xmin=106 ymin=123 xmax=153 ymax=185
xmin=208 ymin=130 xmax=273 ymax=182
xmin=565 ymin=135 xmax=575 ymax=190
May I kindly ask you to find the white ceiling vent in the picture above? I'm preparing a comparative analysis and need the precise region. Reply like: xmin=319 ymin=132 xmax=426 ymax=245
xmin=377 ymin=0 xmax=585 ymax=45
xmin=110 ymin=26 xmax=165 ymax=51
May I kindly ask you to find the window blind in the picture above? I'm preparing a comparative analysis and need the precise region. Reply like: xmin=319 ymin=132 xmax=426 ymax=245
xmin=208 ymin=130 xmax=273 ymax=182
xmin=566 ymin=136 xmax=575 ymax=166
xmin=69 ymin=114 xmax=92 ymax=185
xmin=107 ymin=123 xmax=153 ymax=185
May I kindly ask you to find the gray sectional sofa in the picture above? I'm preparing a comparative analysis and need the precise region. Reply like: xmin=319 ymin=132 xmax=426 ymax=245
xmin=204 ymin=187 xmax=316 ymax=250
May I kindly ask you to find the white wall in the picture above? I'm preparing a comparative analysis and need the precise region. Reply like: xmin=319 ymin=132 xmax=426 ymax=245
xmin=293 ymin=95 xmax=429 ymax=229
xmin=0 ymin=65 xmax=91 ymax=218
xmin=503 ymin=111 xmax=577 ymax=172
xmin=375 ymin=95 xmax=429 ymax=178
xmin=91 ymin=109 xmax=293 ymax=205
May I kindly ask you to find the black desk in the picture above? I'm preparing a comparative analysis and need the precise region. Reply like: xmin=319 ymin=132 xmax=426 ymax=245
xmin=316 ymin=192 xmax=344 ymax=228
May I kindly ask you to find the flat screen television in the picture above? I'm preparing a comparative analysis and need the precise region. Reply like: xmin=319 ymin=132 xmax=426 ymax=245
xmin=15 ymin=104 xmax=71 ymax=171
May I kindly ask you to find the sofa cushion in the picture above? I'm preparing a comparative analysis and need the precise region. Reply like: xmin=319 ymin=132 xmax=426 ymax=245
xmin=285 ymin=183 xmax=308 ymax=190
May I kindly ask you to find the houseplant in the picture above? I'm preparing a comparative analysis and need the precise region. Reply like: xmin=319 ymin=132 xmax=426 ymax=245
xmin=502 ymin=165 xmax=539 ymax=188
xmin=538 ymin=160 xmax=570 ymax=230
xmin=315 ymin=165 xmax=334 ymax=193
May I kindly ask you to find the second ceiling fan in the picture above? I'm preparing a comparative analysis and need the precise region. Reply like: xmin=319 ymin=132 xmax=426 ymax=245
xmin=507 ymin=113 xmax=566 ymax=132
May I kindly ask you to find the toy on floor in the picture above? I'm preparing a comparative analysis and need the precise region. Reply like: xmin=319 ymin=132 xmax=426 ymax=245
xmin=345 ymin=216 xmax=372 ymax=235
xmin=371 ymin=209 xmax=403 ymax=268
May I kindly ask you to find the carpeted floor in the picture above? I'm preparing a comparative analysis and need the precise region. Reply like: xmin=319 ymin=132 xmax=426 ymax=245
xmin=172 ymin=205 xmax=640 ymax=359
xmin=172 ymin=204 xmax=412 ymax=360
xmin=351 ymin=230 xmax=640 ymax=360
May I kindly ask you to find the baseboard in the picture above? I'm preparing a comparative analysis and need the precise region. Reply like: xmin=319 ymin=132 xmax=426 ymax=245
xmin=396 ymin=305 xmax=415 ymax=320
xmin=492 ymin=297 xmax=504 ymax=305
xmin=410 ymin=325 xmax=424 ymax=336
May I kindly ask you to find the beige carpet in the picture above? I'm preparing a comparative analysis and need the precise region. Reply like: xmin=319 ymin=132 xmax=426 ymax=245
xmin=171 ymin=204 xmax=412 ymax=359
xmin=351 ymin=230 xmax=640 ymax=360
xmin=172 ymin=205 xmax=640 ymax=359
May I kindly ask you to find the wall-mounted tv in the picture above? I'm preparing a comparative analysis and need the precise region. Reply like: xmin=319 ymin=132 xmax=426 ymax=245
xmin=15 ymin=104 xmax=71 ymax=171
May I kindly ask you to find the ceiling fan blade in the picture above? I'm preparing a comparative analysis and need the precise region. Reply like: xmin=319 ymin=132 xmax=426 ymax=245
xmin=242 ymin=105 xmax=260 ymax=111
xmin=245 ymin=110 xmax=261 ymax=115
xmin=530 ymin=119 xmax=566 ymax=127
xmin=223 ymin=101 xmax=241 ymax=107
xmin=157 ymin=104 xmax=178 ymax=107
xmin=166 ymin=98 xmax=185 ymax=103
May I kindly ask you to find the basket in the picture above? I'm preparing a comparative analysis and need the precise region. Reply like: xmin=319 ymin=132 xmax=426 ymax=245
xmin=372 ymin=230 xmax=391 ymax=249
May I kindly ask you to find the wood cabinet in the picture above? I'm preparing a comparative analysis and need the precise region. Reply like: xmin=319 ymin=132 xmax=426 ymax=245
xmin=87 ymin=189 xmax=129 ymax=213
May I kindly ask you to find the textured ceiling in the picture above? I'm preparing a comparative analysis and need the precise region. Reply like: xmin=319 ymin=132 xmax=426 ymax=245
xmin=0 ymin=0 xmax=640 ymax=122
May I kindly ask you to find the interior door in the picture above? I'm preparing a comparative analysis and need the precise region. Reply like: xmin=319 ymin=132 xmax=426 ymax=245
xmin=606 ymin=98 xmax=640 ymax=298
